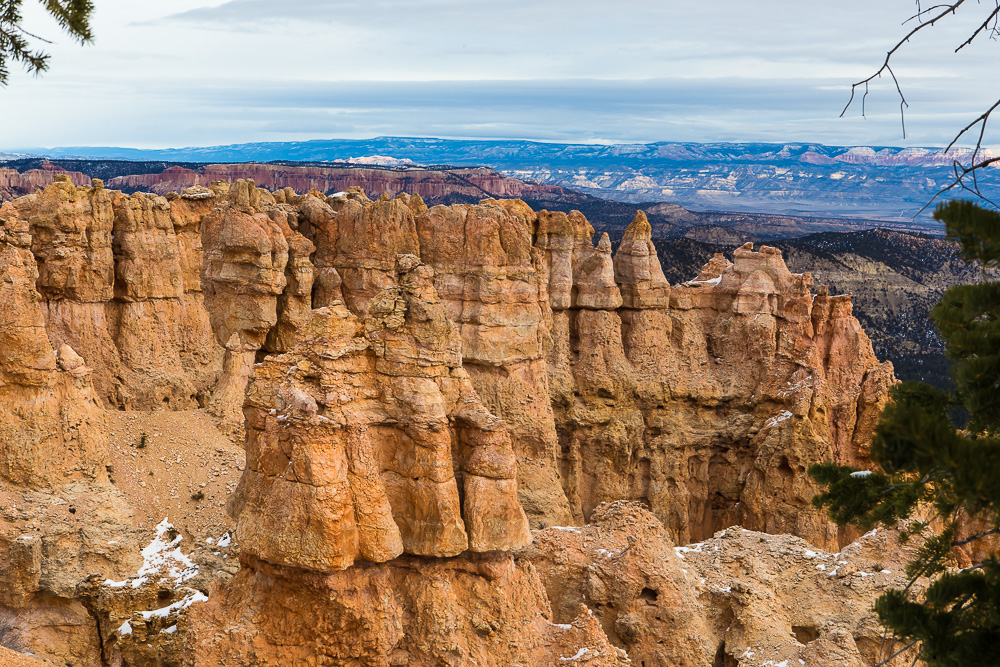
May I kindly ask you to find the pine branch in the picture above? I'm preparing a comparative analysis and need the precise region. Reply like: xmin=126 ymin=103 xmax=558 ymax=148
xmin=0 ymin=0 xmax=93 ymax=85
xmin=876 ymin=640 xmax=920 ymax=666
xmin=952 ymin=527 xmax=1000 ymax=547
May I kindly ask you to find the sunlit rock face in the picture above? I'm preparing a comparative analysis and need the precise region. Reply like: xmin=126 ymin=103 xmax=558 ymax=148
xmin=546 ymin=214 xmax=892 ymax=550
xmin=0 ymin=179 xmax=896 ymax=666
xmin=0 ymin=175 xmax=222 ymax=411
xmin=7 ymin=179 xmax=891 ymax=549
xmin=229 ymin=254 xmax=531 ymax=571
xmin=0 ymin=187 xmax=141 ymax=667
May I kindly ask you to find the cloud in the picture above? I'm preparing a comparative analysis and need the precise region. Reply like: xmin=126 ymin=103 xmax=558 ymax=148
xmin=1 ymin=0 xmax=998 ymax=150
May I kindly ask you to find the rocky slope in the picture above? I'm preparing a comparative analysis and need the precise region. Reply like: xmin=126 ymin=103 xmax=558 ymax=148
xmin=528 ymin=501 xmax=922 ymax=667
xmin=0 ymin=179 xmax=903 ymax=666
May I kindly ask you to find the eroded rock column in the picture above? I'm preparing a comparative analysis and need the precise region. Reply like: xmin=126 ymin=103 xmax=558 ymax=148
xmin=229 ymin=254 xmax=530 ymax=571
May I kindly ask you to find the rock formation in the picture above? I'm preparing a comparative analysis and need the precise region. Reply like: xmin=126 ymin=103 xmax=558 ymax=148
xmin=0 ymin=176 xmax=222 ymax=410
xmin=230 ymin=254 xmax=531 ymax=570
xmin=0 ymin=179 xmax=900 ymax=666
xmin=0 ymin=192 xmax=141 ymax=665
xmin=186 ymin=551 xmax=629 ymax=667
xmin=102 ymin=163 xmax=577 ymax=206
xmin=548 ymin=218 xmax=893 ymax=549
xmin=0 ymin=161 xmax=91 ymax=201
xmin=528 ymin=501 xmax=922 ymax=667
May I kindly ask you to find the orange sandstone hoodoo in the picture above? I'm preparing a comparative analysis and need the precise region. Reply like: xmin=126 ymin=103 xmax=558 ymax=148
xmin=0 ymin=177 xmax=895 ymax=666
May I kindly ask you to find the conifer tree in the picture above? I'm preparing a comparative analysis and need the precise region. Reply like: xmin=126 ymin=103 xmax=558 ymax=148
xmin=810 ymin=200 xmax=1000 ymax=665
xmin=0 ymin=0 xmax=93 ymax=84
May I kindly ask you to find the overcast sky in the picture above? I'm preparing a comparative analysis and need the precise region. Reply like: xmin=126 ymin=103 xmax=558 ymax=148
xmin=1 ymin=0 xmax=998 ymax=150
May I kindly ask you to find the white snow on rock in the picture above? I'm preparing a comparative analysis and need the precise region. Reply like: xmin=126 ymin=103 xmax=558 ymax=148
xmin=560 ymin=647 xmax=591 ymax=661
xmin=104 ymin=519 xmax=198 ymax=589
xmin=765 ymin=411 xmax=793 ymax=428
xmin=674 ymin=542 xmax=706 ymax=559
xmin=140 ymin=589 xmax=209 ymax=620
xmin=686 ymin=276 xmax=723 ymax=286
xmin=101 ymin=518 xmax=209 ymax=633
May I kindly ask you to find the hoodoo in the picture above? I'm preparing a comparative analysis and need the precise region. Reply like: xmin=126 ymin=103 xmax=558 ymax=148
xmin=0 ymin=179 xmax=897 ymax=666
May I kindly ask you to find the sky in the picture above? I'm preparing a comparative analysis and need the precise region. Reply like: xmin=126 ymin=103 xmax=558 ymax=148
xmin=0 ymin=0 xmax=998 ymax=150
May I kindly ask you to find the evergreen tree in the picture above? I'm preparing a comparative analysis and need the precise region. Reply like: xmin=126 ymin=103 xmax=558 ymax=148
xmin=810 ymin=200 xmax=1000 ymax=665
xmin=0 ymin=0 xmax=93 ymax=84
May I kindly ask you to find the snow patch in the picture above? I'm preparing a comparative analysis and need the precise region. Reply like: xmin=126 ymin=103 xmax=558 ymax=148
xmin=140 ymin=590 xmax=209 ymax=620
xmin=104 ymin=519 xmax=198 ymax=589
xmin=765 ymin=411 xmax=793 ymax=428
xmin=687 ymin=276 xmax=722 ymax=286
xmin=674 ymin=542 xmax=706 ymax=559
xmin=560 ymin=648 xmax=590 ymax=661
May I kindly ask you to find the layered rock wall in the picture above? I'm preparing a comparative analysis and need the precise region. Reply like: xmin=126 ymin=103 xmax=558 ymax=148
xmin=3 ymin=178 xmax=891 ymax=547
xmin=0 ymin=176 xmax=222 ymax=411
xmin=547 ymin=219 xmax=892 ymax=549
xmin=0 ymin=179 xmax=897 ymax=665
xmin=0 ymin=190 xmax=141 ymax=665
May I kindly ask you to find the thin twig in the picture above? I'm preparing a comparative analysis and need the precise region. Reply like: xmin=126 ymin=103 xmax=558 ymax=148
xmin=956 ymin=4 xmax=1000 ymax=50
xmin=841 ymin=1 xmax=966 ymax=119
xmin=877 ymin=640 xmax=920 ymax=666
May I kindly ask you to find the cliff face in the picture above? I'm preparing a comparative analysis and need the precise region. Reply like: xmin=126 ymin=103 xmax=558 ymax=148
xmin=0 ymin=176 xmax=223 ymax=411
xmin=203 ymin=183 xmax=888 ymax=547
xmin=0 ymin=162 xmax=91 ymax=201
xmin=2 ymin=178 xmax=893 ymax=540
xmin=101 ymin=163 xmax=579 ymax=205
xmin=655 ymin=228 xmax=982 ymax=390
xmin=550 ymin=227 xmax=894 ymax=548
xmin=0 ymin=186 xmax=141 ymax=666
xmin=0 ymin=179 xmax=896 ymax=666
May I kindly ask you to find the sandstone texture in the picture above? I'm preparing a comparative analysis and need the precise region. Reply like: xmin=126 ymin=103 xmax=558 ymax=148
xmin=528 ymin=502 xmax=922 ymax=667
xmin=549 ymin=225 xmax=893 ymax=550
xmin=183 ymin=552 xmax=629 ymax=667
xmin=0 ymin=179 xmax=902 ymax=666
xmin=229 ymin=255 xmax=531 ymax=570
xmin=0 ymin=185 xmax=142 ymax=665
xmin=1 ymin=175 xmax=222 ymax=411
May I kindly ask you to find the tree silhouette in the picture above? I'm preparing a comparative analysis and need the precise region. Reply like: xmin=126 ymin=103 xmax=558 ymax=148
xmin=0 ymin=0 xmax=93 ymax=85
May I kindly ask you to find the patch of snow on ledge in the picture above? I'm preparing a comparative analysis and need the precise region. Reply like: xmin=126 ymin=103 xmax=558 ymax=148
xmin=104 ymin=518 xmax=197 ymax=589
xmin=765 ymin=411 xmax=793 ymax=428
xmin=560 ymin=647 xmax=591 ymax=661
xmin=674 ymin=542 xmax=706 ymax=559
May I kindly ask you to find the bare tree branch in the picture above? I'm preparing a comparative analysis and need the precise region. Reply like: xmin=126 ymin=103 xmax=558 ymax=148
xmin=955 ymin=5 xmax=1000 ymax=51
xmin=845 ymin=3 xmax=1000 ymax=212
xmin=841 ymin=1 xmax=966 ymax=122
